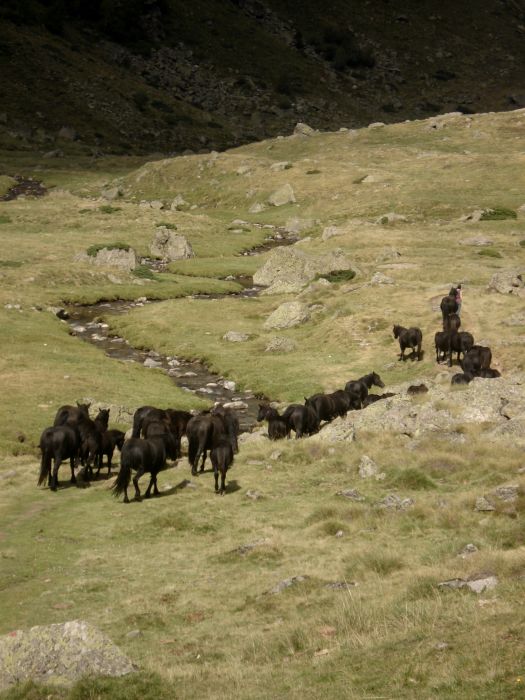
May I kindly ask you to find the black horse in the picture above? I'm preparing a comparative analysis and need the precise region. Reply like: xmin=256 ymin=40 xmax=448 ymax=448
xmin=345 ymin=372 xmax=385 ymax=408
xmin=186 ymin=412 xmax=235 ymax=476
xmin=210 ymin=435 xmax=234 ymax=495
xmin=362 ymin=392 xmax=396 ymax=407
xmin=282 ymin=404 xmax=319 ymax=438
xmin=95 ymin=429 xmax=125 ymax=478
xmin=393 ymin=325 xmax=422 ymax=361
xmin=38 ymin=425 xmax=80 ymax=491
xmin=212 ymin=405 xmax=240 ymax=454
xmin=53 ymin=401 xmax=91 ymax=427
xmin=444 ymin=313 xmax=461 ymax=332
xmin=132 ymin=406 xmax=191 ymax=458
xmin=111 ymin=435 xmax=170 ymax=503
xmin=142 ymin=420 xmax=179 ymax=460
xmin=451 ymin=372 xmax=474 ymax=385
xmin=257 ymin=404 xmax=288 ymax=440
xmin=78 ymin=408 xmax=109 ymax=479
xmin=327 ymin=390 xmax=352 ymax=417
xmin=461 ymin=345 xmax=492 ymax=375
xmin=440 ymin=289 xmax=458 ymax=324
xmin=304 ymin=393 xmax=337 ymax=423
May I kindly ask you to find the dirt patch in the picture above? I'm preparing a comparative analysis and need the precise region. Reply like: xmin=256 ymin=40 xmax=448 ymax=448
xmin=0 ymin=176 xmax=47 ymax=201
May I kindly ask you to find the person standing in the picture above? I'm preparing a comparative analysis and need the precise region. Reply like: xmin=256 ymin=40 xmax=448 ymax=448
xmin=455 ymin=284 xmax=463 ymax=315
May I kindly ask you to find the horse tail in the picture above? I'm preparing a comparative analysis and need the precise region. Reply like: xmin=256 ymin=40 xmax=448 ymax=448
xmin=112 ymin=450 xmax=133 ymax=497
xmin=38 ymin=449 xmax=51 ymax=486
xmin=131 ymin=415 xmax=142 ymax=439
xmin=188 ymin=433 xmax=201 ymax=470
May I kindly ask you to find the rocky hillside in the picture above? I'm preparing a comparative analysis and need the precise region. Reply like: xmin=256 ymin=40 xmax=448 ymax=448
xmin=2 ymin=0 xmax=525 ymax=154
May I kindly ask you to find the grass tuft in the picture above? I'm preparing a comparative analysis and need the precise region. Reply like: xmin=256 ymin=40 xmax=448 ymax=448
xmin=86 ymin=241 xmax=131 ymax=257
xmin=480 ymin=207 xmax=517 ymax=220
xmin=478 ymin=248 xmax=502 ymax=258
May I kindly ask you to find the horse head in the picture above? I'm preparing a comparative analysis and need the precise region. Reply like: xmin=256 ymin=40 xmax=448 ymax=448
xmin=76 ymin=401 xmax=91 ymax=416
xmin=257 ymin=403 xmax=269 ymax=421
xmin=372 ymin=372 xmax=385 ymax=389
xmin=393 ymin=325 xmax=400 ymax=339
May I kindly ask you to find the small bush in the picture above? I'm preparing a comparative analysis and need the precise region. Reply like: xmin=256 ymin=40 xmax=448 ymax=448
xmin=390 ymin=468 xmax=436 ymax=490
xmin=478 ymin=248 xmax=503 ymax=258
xmin=99 ymin=205 xmax=121 ymax=214
xmin=132 ymin=265 xmax=155 ymax=280
xmin=316 ymin=269 xmax=356 ymax=283
xmin=480 ymin=207 xmax=517 ymax=220
xmin=86 ymin=242 xmax=130 ymax=257
xmin=0 ymin=260 xmax=22 ymax=268
xmin=353 ymin=552 xmax=405 ymax=576
xmin=519 ymin=240 xmax=525 ymax=247
xmin=0 ymin=214 xmax=12 ymax=224
xmin=306 ymin=169 xmax=321 ymax=175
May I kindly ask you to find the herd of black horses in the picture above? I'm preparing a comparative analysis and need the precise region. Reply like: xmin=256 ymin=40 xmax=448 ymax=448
xmin=37 ymin=289 xmax=500 ymax=500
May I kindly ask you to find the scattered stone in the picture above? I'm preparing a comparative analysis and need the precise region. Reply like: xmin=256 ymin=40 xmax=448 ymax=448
xmin=270 ymin=450 xmax=282 ymax=460
xmin=438 ymin=578 xmax=465 ymax=591
xmin=268 ymin=183 xmax=296 ymax=207
xmin=335 ymin=530 xmax=344 ymax=538
xmin=245 ymin=490 xmax=263 ymax=500
xmin=263 ymin=301 xmax=310 ymax=330
xmin=358 ymin=455 xmax=385 ymax=480
xmin=337 ymin=488 xmax=365 ymax=501
xmin=284 ymin=217 xmax=315 ymax=234
xmin=43 ymin=149 xmax=64 ymax=159
xmin=376 ymin=212 xmax=408 ymax=225
xmin=249 ymin=202 xmax=266 ymax=213
xmin=270 ymin=161 xmax=292 ymax=171
xmin=223 ymin=330 xmax=249 ymax=342
xmin=0 ymin=620 xmax=135 ymax=690
xmin=265 ymin=336 xmax=297 ymax=353
xmin=57 ymin=126 xmax=77 ymax=141
xmin=222 ymin=400 xmax=248 ymax=410
xmin=293 ymin=122 xmax=316 ymax=136
xmin=370 ymin=272 xmax=394 ymax=285
xmin=466 ymin=575 xmax=498 ymax=594
xmin=143 ymin=358 xmax=162 ymax=368
xmin=461 ymin=236 xmax=494 ymax=246
xmin=222 ymin=380 xmax=236 ymax=391
xmin=375 ymin=247 xmax=402 ymax=263
xmin=236 ymin=165 xmax=251 ymax=175
xmin=125 ymin=629 xmax=142 ymax=639
xmin=47 ymin=306 xmax=69 ymax=320
xmin=79 ymin=247 xmax=137 ymax=272
xmin=459 ymin=209 xmax=485 ymax=223
xmin=321 ymin=226 xmax=342 ymax=241
xmin=324 ymin=581 xmax=358 ymax=590
xmin=368 ymin=122 xmax=385 ymax=129
xmin=170 ymin=195 xmax=190 ymax=211
xmin=268 ymin=575 xmax=309 ymax=594
xmin=101 ymin=186 xmax=123 ymax=201
xmin=493 ymin=485 xmax=519 ymax=502
xmin=378 ymin=494 xmax=414 ymax=510
xmin=458 ymin=543 xmax=478 ymax=558
xmin=313 ymin=417 xmax=355 ymax=443
xmin=150 ymin=228 xmax=194 ymax=261
xmin=474 ymin=496 xmax=496 ymax=512
xmin=434 ymin=642 xmax=449 ymax=651
xmin=231 ymin=538 xmax=271 ymax=556
xmin=149 ymin=200 xmax=164 ymax=210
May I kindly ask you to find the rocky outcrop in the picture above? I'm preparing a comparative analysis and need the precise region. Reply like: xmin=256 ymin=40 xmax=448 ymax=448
xmin=77 ymin=247 xmax=137 ymax=271
xmin=267 ymin=184 xmax=296 ymax=207
xmin=488 ymin=269 xmax=525 ymax=295
xmin=150 ymin=227 xmax=194 ymax=261
xmin=223 ymin=330 xmax=250 ymax=342
xmin=0 ymin=620 xmax=135 ymax=690
xmin=265 ymin=336 xmax=298 ymax=352
xmin=263 ymin=301 xmax=310 ymax=329
xmin=253 ymin=246 xmax=353 ymax=294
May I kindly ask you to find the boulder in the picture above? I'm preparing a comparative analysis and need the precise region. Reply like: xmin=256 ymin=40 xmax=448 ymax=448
xmin=170 ymin=194 xmax=190 ymax=211
xmin=293 ymin=122 xmax=316 ymax=136
xmin=375 ymin=212 xmax=408 ymax=225
xmin=311 ymin=417 xmax=355 ymax=443
xmin=461 ymin=236 xmax=494 ymax=246
xmin=284 ymin=217 xmax=315 ymax=234
xmin=265 ymin=336 xmax=297 ymax=353
xmin=223 ymin=330 xmax=249 ymax=342
xmin=358 ymin=455 xmax=385 ymax=479
xmin=57 ymin=126 xmax=78 ymax=141
xmin=249 ymin=202 xmax=266 ymax=214
xmin=253 ymin=246 xmax=353 ymax=294
xmin=321 ymin=226 xmax=342 ymax=241
xmin=270 ymin=161 xmax=292 ymax=171
xmin=81 ymin=247 xmax=137 ymax=271
xmin=263 ymin=301 xmax=310 ymax=330
xmin=370 ymin=272 xmax=395 ymax=285
xmin=101 ymin=186 xmax=123 ymax=201
xmin=459 ymin=209 xmax=485 ymax=223
xmin=0 ymin=620 xmax=135 ymax=690
xmin=488 ymin=269 xmax=525 ymax=296
xmin=150 ymin=227 xmax=194 ymax=261
xmin=268 ymin=183 xmax=296 ymax=207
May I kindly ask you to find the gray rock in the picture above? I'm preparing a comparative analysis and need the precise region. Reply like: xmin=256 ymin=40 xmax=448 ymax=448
xmin=438 ymin=578 xmax=466 ymax=591
xmin=459 ymin=209 xmax=485 ymax=223
xmin=375 ymin=247 xmax=402 ymax=263
xmin=458 ymin=543 xmax=478 ymax=558
xmin=465 ymin=575 xmax=498 ymax=594
xmin=223 ymin=330 xmax=249 ymax=342
xmin=43 ymin=149 xmax=64 ymax=158
xmin=337 ymin=488 xmax=365 ymax=501
xmin=368 ymin=122 xmax=385 ymax=129
xmin=150 ymin=228 xmax=194 ymax=261
xmin=284 ymin=217 xmax=315 ymax=234
xmin=57 ymin=126 xmax=78 ymax=141
xmin=270 ymin=161 xmax=292 ymax=171
xmin=488 ymin=269 xmax=525 ymax=296
xmin=143 ymin=358 xmax=162 ymax=368
xmin=321 ymin=226 xmax=342 ymax=241
xmin=170 ymin=194 xmax=190 ymax=211
xmin=492 ymin=485 xmax=519 ymax=502
xmin=358 ymin=455 xmax=385 ymax=480
xmin=311 ymin=418 xmax=355 ymax=443
xmin=375 ymin=212 xmax=408 ymax=225
xmin=150 ymin=200 xmax=165 ymax=210
xmin=263 ymin=301 xmax=310 ymax=330
xmin=324 ymin=581 xmax=358 ymax=590
xmin=222 ymin=400 xmax=248 ymax=410
xmin=245 ymin=489 xmax=263 ymax=500
xmin=293 ymin=122 xmax=315 ymax=136
xmin=236 ymin=165 xmax=251 ymax=175
xmin=253 ymin=246 xmax=353 ymax=294
xmin=268 ymin=575 xmax=309 ymax=594
xmin=249 ymin=202 xmax=266 ymax=213
xmin=265 ymin=336 xmax=297 ymax=353
xmin=475 ymin=496 xmax=496 ymax=512
xmin=222 ymin=380 xmax=236 ymax=391
xmin=81 ymin=247 xmax=137 ymax=271
xmin=370 ymin=272 xmax=395 ymax=285
xmin=231 ymin=538 xmax=271 ymax=555
xmin=268 ymin=183 xmax=296 ymax=207
xmin=270 ymin=450 xmax=282 ymax=460
xmin=101 ymin=186 xmax=123 ymax=201
xmin=378 ymin=494 xmax=414 ymax=510
xmin=0 ymin=620 xmax=135 ymax=690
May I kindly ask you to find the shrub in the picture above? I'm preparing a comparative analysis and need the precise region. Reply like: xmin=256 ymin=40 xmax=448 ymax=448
xmin=316 ymin=269 xmax=356 ymax=283
xmin=99 ymin=205 xmax=122 ymax=214
xmin=520 ymin=240 xmax=525 ymax=247
xmin=132 ymin=265 xmax=156 ymax=280
xmin=0 ymin=214 xmax=11 ymax=224
xmin=306 ymin=169 xmax=321 ymax=175
xmin=478 ymin=248 xmax=503 ymax=258
xmin=0 ymin=259 xmax=22 ymax=268
xmin=390 ymin=468 xmax=436 ymax=490
xmin=86 ymin=242 xmax=130 ymax=257
xmin=155 ymin=222 xmax=177 ymax=230
xmin=480 ymin=207 xmax=517 ymax=220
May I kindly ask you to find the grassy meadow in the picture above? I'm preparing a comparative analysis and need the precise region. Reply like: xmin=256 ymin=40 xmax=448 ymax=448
xmin=1 ymin=109 xmax=525 ymax=699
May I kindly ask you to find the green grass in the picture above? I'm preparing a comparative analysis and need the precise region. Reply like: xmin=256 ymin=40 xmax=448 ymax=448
xmin=0 ymin=214 xmax=12 ymax=224
xmin=86 ymin=241 xmax=131 ymax=257
xmin=479 ymin=207 xmax=517 ymax=221
xmin=478 ymin=248 xmax=503 ymax=258
xmin=98 ymin=205 xmax=122 ymax=214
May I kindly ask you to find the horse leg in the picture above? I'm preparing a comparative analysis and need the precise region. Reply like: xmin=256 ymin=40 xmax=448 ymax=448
xmin=214 ymin=465 xmax=219 ymax=493
xmin=417 ymin=342 xmax=422 ymax=361
xmin=220 ymin=466 xmax=226 ymax=495
xmin=152 ymin=471 xmax=160 ymax=496
xmin=69 ymin=456 xmax=77 ymax=484
xmin=51 ymin=456 xmax=61 ymax=491
xmin=200 ymin=449 xmax=207 ymax=472
xmin=132 ymin=467 xmax=145 ymax=501
xmin=144 ymin=473 xmax=155 ymax=498
xmin=107 ymin=448 xmax=113 ymax=478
